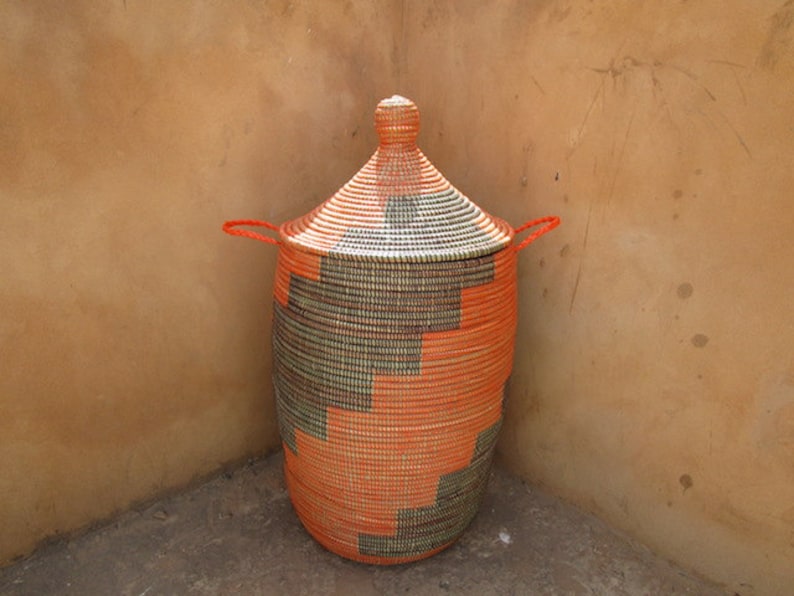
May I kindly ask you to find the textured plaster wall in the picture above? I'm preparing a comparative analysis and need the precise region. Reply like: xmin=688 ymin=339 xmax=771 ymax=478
xmin=0 ymin=0 xmax=398 ymax=565
xmin=399 ymin=1 xmax=794 ymax=594
xmin=2 ymin=1 xmax=793 ymax=593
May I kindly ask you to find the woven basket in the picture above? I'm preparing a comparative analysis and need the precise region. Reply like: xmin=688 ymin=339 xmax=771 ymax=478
xmin=224 ymin=96 xmax=559 ymax=564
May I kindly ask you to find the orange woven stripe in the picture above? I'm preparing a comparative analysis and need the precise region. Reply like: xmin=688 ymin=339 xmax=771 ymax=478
xmin=284 ymin=255 xmax=512 ymax=562
xmin=273 ymin=246 xmax=324 ymax=306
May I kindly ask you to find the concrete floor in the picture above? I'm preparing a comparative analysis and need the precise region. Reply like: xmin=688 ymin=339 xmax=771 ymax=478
xmin=0 ymin=452 xmax=724 ymax=596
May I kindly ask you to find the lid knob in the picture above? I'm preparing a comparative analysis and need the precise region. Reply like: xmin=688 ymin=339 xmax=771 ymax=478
xmin=375 ymin=95 xmax=420 ymax=145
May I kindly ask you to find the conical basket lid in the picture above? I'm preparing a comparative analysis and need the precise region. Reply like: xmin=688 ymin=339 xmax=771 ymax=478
xmin=281 ymin=95 xmax=513 ymax=262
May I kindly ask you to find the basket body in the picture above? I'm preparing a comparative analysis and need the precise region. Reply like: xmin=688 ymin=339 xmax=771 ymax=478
xmin=223 ymin=96 xmax=558 ymax=564
xmin=272 ymin=241 xmax=516 ymax=564
xmin=268 ymin=96 xmax=519 ymax=564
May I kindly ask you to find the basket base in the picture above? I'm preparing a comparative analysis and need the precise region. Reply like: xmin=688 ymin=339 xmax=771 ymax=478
xmin=289 ymin=491 xmax=464 ymax=565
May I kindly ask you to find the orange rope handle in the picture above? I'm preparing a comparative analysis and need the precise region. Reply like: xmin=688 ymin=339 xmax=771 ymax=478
xmin=513 ymin=215 xmax=561 ymax=252
xmin=222 ymin=219 xmax=281 ymax=245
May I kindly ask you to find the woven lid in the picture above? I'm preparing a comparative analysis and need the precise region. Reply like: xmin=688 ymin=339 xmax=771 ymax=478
xmin=281 ymin=96 xmax=513 ymax=262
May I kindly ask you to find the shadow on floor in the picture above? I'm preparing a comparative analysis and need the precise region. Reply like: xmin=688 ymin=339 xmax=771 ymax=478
xmin=0 ymin=452 xmax=723 ymax=595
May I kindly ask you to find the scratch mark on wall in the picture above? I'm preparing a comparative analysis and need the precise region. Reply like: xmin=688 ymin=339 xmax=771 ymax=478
xmin=606 ymin=107 xmax=636 ymax=209
xmin=568 ymin=262 xmax=584 ymax=314
xmin=730 ymin=67 xmax=748 ymax=106
xmin=697 ymin=107 xmax=753 ymax=159
xmin=709 ymin=419 xmax=713 ymax=456
xmin=717 ymin=111 xmax=752 ymax=157
xmin=569 ymin=192 xmax=595 ymax=314
xmin=656 ymin=60 xmax=753 ymax=158
xmin=709 ymin=60 xmax=749 ymax=106
xmin=651 ymin=72 xmax=670 ymax=116
xmin=668 ymin=64 xmax=717 ymax=101
xmin=530 ymin=74 xmax=546 ymax=96
xmin=568 ymin=78 xmax=605 ymax=159
xmin=569 ymin=39 xmax=634 ymax=162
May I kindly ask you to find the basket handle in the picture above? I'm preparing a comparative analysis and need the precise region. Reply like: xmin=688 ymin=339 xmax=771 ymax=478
xmin=222 ymin=220 xmax=281 ymax=245
xmin=513 ymin=216 xmax=561 ymax=252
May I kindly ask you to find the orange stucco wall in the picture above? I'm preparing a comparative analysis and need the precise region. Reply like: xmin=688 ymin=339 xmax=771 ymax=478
xmin=0 ymin=0 xmax=398 ymax=567
xmin=2 ymin=1 xmax=792 ymax=593
xmin=397 ymin=2 xmax=793 ymax=593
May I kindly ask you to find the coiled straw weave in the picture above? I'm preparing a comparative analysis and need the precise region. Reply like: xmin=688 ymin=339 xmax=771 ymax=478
xmin=224 ymin=95 xmax=559 ymax=564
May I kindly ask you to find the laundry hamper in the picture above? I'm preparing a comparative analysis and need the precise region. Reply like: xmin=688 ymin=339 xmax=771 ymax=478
xmin=224 ymin=95 xmax=559 ymax=564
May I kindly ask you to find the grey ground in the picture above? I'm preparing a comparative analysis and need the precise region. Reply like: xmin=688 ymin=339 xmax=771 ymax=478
xmin=0 ymin=452 xmax=724 ymax=595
